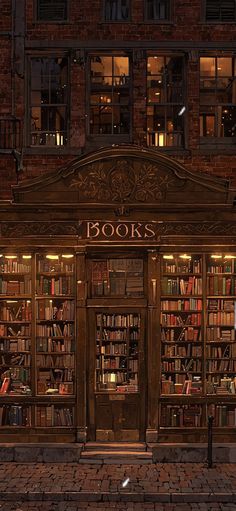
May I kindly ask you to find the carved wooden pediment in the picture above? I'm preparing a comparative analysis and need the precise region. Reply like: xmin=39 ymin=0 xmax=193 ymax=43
xmin=12 ymin=146 xmax=233 ymax=206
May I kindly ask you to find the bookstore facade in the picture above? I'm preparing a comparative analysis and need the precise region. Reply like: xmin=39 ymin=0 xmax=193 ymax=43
xmin=1 ymin=145 xmax=236 ymax=444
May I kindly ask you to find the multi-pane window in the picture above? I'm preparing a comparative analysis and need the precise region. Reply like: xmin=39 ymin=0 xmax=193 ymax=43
xmin=200 ymin=57 xmax=236 ymax=142
xmin=104 ymin=0 xmax=130 ymax=20
xmin=30 ymin=57 xmax=68 ymax=146
xmin=147 ymin=56 xmax=185 ymax=148
xmin=36 ymin=0 xmax=68 ymax=21
xmin=205 ymin=0 xmax=236 ymax=22
xmin=90 ymin=56 xmax=130 ymax=135
xmin=145 ymin=0 xmax=170 ymax=21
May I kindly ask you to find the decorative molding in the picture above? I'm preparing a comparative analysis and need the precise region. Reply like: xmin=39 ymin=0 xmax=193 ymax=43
xmin=68 ymin=160 xmax=183 ymax=203
xmin=2 ymin=220 xmax=236 ymax=238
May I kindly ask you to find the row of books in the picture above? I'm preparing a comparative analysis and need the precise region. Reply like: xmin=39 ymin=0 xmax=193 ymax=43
xmin=208 ymin=299 xmax=235 ymax=311
xmin=0 ymin=277 xmax=31 ymax=295
xmin=161 ymin=299 xmax=202 ymax=311
xmin=162 ymin=359 xmax=202 ymax=372
xmin=37 ymin=337 xmax=74 ymax=353
xmin=0 ymin=260 xmax=31 ymax=273
xmin=161 ymin=327 xmax=201 ymax=342
xmin=99 ymin=343 xmax=127 ymax=355
xmin=92 ymin=275 xmax=144 ymax=297
xmin=0 ymin=302 xmax=31 ymax=321
xmin=37 ymin=260 xmax=74 ymax=273
xmin=208 ymin=311 xmax=235 ymax=326
xmin=161 ymin=378 xmax=202 ymax=395
xmin=162 ymin=258 xmax=201 ymax=274
xmin=0 ymin=338 xmax=30 ymax=352
xmin=37 ymin=368 xmax=74 ymax=383
xmin=207 ymin=360 xmax=236 ymax=372
xmin=0 ymin=325 xmax=31 ymax=336
xmin=36 ymin=276 xmax=75 ymax=296
xmin=163 ymin=344 xmax=202 ymax=357
xmin=37 ymin=323 xmax=74 ymax=336
xmin=208 ymin=276 xmax=236 ymax=295
xmin=98 ymin=357 xmax=127 ymax=370
xmin=161 ymin=277 xmax=202 ymax=296
xmin=207 ymin=260 xmax=236 ymax=274
xmin=37 ymin=300 xmax=75 ymax=321
xmin=36 ymin=406 xmax=74 ymax=427
xmin=0 ymin=405 xmax=31 ymax=426
xmin=206 ymin=345 xmax=236 ymax=358
xmin=208 ymin=404 xmax=236 ymax=427
xmin=97 ymin=314 xmax=141 ymax=328
xmin=97 ymin=329 xmax=127 ymax=341
xmin=0 ymin=353 xmax=31 ymax=366
xmin=206 ymin=327 xmax=235 ymax=342
xmin=161 ymin=313 xmax=201 ymax=327
xmin=36 ymin=354 xmax=75 ymax=368
xmin=160 ymin=405 xmax=202 ymax=427
xmin=92 ymin=258 xmax=143 ymax=279
xmin=37 ymin=381 xmax=73 ymax=395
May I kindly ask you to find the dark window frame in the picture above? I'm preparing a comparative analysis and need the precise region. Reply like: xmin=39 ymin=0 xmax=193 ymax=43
xmin=88 ymin=54 xmax=131 ymax=137
xmin=103 ymin=0 xmax=130 ymax=22
xmin=28 ymin=55 xmax=69 ymax=148
xmin=146 ymin=54 xmax=186 ymax=150
xmin=199 ymin=55 xmax=236 ymax=145
xmin=204 ymin=0 xmax=236 ymax=22
xmin=35 ymin=0 xmax=69 ymax=23
xmin=144 ymin=0 xmax=171 ymax=22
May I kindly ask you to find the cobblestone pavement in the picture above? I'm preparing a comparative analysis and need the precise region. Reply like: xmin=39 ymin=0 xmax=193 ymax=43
xmin=1 ymin=504 xmax=236 ymax=511
xmin=0 ymin=463 xmax=236 ymax=509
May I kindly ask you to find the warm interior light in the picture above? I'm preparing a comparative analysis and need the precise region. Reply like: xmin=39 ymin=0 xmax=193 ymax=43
xmin=46 ymin=255 xmax=59 ymax=260
xmin=211 ymin=255 xmax=222 ymax=259
xmin=179 ymin=254 xmax=191 ymax=260
xmin=5 ymin=255 xmax=17 ymax=259
xmin=158 ymin=134 xmax=164 ymax=146
xmin=6 ymin=300 xmax=18 ymax=303
xmin=62 ymin=254 xmax=74 ymax=259
xmin=22 ymin=255 xmax=32 ymax=259
xmin=224 ymin=255 xmax=236 ymax=259
xmin=163 ymin=255 xmax=174 ymax=260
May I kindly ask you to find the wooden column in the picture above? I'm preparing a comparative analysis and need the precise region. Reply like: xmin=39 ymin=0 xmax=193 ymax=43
xmin=76 ymin=250 xmax=87 ymax=442
xmin=146 ymin=250 xmax=160 ymax=443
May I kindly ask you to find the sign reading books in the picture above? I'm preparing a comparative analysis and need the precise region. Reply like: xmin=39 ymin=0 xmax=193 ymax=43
xmin=83 ymin=221 xmax=157 ymax=241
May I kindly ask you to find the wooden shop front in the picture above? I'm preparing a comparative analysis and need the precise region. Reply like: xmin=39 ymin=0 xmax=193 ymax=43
xmin=0 ymin=145 xmax=236 ymax=444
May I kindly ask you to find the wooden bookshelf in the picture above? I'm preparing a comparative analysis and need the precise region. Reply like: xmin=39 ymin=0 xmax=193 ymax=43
xmin=90 ymin=258 xmax=144 ymax=298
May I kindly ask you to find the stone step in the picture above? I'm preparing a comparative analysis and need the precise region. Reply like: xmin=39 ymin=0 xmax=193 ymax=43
xmin=80 ymin=449 xmax=153 ymax=464
xmin=84 ymin=442 xmax=147 ymax=452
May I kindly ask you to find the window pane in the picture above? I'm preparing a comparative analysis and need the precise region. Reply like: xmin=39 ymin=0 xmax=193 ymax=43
xmin=30 ymin=57 xmax=68 ymax=146
xmin=37 ymin=0 xmax=68 ymax=21
xmin=104 ymin=0 xmax=129 ymax=20
xmin=200 ymin=57 xmax=216 ymax=77
xmin=146 ymin=0 xmax=169 ymax=20
xmin=217 ymin=57 xmax=233 ymax=77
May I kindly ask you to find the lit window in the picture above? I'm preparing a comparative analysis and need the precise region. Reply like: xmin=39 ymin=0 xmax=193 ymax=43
xmin=200 ymin=56 xmax=236 ymax=142
xmin=146 ymin=56 xmax=185 ymax=148
xmin=30 ymin=57 xmax=68 ymax=146
xmin=89 ymin=55 xmax=130 ymax=135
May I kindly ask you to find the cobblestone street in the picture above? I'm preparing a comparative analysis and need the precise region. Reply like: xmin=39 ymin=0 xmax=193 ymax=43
xmin=0 ymin=462 xmax=236 ymax=510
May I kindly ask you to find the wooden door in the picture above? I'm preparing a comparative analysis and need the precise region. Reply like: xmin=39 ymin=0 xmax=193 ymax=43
xmin=87 ymin=309 xmax=146 ymax=442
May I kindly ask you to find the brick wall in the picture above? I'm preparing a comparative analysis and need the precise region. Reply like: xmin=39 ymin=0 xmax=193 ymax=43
xmin=0 ymin=0 xmax=235 ymax=200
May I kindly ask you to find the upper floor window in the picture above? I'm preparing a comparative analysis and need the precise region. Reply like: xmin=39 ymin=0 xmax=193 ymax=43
xmin=145 ymin=0 xmax=170 ymax=21
xmin=89 ymin=55 xmax=130 ymax=135
xmin=104 ymin=0 xmax=130 ymax=20
xmin=147 ymin=56 xmax=185 ymax=148
xmin=205 ymin=0 xmax=236 ymax=22
xmin=36 ymin=0 xmax=68 ymax=22
xmin=200 ymin=57 xmax=236 ymax=143
xmin=30 ymin=57 xmax=68 ymax=147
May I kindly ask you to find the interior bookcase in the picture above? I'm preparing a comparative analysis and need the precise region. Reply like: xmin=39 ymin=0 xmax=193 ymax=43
xmin=0 ymin=252 xmax=75 ymax=435
xmin=159 ymin=252 xmax=236 ymax=437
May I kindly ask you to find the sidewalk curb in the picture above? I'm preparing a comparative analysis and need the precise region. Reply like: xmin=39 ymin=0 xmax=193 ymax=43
xmin=0 ymin=491 xmax=236 ymax=503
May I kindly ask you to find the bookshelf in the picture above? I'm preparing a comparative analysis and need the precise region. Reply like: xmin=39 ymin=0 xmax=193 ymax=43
xmin=95 ymin=312 xmax=140 ymax=392
xmin=206 ymin=254 xmax=236 ymax=396
xmin=91 ymin=258 xmax=144 ymax=297
xmin=160 ymin=254 xmax=203 ymax=397
xmin=36 ymin=254 xmax=75 ymax=396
